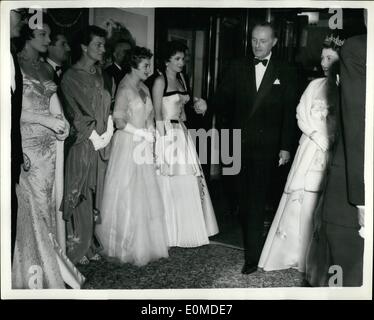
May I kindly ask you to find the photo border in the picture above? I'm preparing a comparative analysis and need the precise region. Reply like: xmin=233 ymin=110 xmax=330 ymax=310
xmin=1 ymin=0 xmax=372 ymax=300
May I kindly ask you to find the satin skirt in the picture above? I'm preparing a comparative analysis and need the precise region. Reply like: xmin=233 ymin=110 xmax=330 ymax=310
xmin=155 ymin=120 xmax=219 ymax=247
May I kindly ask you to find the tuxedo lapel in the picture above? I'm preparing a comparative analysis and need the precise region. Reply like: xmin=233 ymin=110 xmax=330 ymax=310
xmin=241 ymin=60 xmax=257 ymax=117
xmin=248 ymin=61 xmax=257 ymax=101
xmin=249 ymin=59 xmax=277 ymax=117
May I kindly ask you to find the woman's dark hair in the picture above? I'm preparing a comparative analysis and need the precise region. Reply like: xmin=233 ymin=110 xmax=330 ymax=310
xmin=18 ymin=12 xmax=51 ymax=50
xmin=124 ymin=46 xmax=153 ymax=70
xmin=78 ymin=25 xmax=107 ymax=47
xmin=159 ymin=40 xmax=188 ymax=68
xmin=71 ymin=25 xmax=107 ymax=63
xmin=321 ymin=33 xmax=345 ymax=118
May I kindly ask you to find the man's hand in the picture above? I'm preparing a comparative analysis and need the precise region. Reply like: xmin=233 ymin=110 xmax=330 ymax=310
xmin=357 ymin=205 xmax=365 ymax=238
xmin=278 ymin=150 xmax=291 ymax=166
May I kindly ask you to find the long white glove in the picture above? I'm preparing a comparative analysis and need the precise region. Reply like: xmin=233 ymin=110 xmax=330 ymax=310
xmin=357 ymin=205 xmax=365 ymax=239
xmin=100 ymin=115 xmax=114 ymax=148
xmin=89 ymin=130 xmax=105 ymax=151
xmin=123 ymin=122 xmax=155 ymax=143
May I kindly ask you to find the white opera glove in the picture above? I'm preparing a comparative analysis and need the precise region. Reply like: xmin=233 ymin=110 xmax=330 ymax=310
xmin=99 ymin=116 xmax=114 ymax=148
xmin=100 ymin=131 xmax=112 ymax=149
xmin=310 ymin=131 xmax=329 ymax=152
xmin=357 ymin=205 xmax=365 ymax=239
xmin=89 ymin=130 xmax=105 ymax=151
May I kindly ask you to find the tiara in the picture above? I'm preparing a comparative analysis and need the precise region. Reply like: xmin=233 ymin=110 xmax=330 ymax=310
xmin=324 ymin=34 xmax=345 ymax=47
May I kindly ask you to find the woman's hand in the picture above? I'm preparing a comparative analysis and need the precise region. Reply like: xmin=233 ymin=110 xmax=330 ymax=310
xmin=43 ymin=115 xmax=66 ymax=134
xmin=193 ymin=98 xmax=207 ymax=115
xmin=56 ymin=117 xmax=70 ymax=141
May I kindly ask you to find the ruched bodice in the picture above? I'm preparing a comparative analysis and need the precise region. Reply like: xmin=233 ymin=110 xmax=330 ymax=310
xmin=161 ymin=92 xmax=190 ymax=121
xmin=113 ymin=76 xmax=153 ymax=128
xmin=127 ymin=95 xmax=153 ymax=128
xmin=21 ymin=76 xmax=57 ymax=141
xmin=22 ymin=76 xmax=57 ymax=112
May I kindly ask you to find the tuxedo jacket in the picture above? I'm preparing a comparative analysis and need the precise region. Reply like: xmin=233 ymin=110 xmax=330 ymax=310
xmin=213 ymin=56 xmax=298 ymax=160
xmin=105 ymin=63 xmax=126 ymax=91
xmin=322 ymin=34 xmax=366 ymax=228
xmin=45 ymin=60 xmax=64 ymax=86
xmin=340 ymin=35 xmax=366 ymax=206
xmin=11 ymin=51 xmax=23 ymax=182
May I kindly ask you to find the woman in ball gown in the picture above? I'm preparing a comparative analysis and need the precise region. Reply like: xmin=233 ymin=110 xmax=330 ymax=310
xmin=60 ymin=26 xmax=114 ymax=265
xmin=96 ymin=47 xmax=169 ymax=266
xmin=152 ymin=41 xmax=219 ymax=248
xmin=12 ymin=17 xmax=84 ymax=289
xmin=258 ymin=35 xmax=343 ymax=272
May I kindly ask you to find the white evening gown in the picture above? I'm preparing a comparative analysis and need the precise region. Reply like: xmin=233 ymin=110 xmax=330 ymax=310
xmin=258 ymin=78 xmax=335 ymax=272
xmin=155 ymin=85 xmax=219 ymax=247
xmin=96 ymin=78 xmax=169 ymax=266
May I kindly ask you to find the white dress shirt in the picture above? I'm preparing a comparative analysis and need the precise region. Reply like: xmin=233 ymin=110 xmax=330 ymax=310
xmin=46 ymin=57 xmax=62 ymax=77
xmin=255 ymin=52 xmax=272 ymax=91
xmin=114 ymin=62 xmax=122 ymax=71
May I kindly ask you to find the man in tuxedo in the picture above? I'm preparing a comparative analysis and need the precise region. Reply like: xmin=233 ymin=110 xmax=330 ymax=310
xmin=105 ymin=40 xmax=132 ymax=92
xmin=46 ymin=32 xmax=71 ymax=85
xmin=307 ymin=33 xmax=366 ymax=287
xmin=46 ymin=31 xmax=73 ymax=158
xmin=10 ymin=9 xmax=26 ymax=261
xmin=213 ymin=22 xmax=298 ymax=274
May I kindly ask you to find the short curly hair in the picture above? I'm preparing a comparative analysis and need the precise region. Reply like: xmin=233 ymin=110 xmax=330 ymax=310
xmin=124 ymin=46 xmax=153 ymax=70
xmin=70 ymin=25 xmax=107 ymax=63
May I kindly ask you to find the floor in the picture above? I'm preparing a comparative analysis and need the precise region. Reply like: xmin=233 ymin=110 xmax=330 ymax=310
xmin=77 ymin=178 xmax=307 ymax=290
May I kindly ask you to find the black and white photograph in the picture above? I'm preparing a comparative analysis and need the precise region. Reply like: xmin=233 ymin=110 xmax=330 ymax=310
xmin=1 ymin=0 xmax=372 ymax=301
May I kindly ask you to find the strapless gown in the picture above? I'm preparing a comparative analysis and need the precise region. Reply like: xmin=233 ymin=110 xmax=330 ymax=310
xmin=155 ymin=91 xmax=219 ymax=247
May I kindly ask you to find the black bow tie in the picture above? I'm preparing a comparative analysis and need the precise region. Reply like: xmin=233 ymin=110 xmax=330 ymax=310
xmin=254 ymin=58 xmax=268 ymax=66
xmin=55 ymin=65 xmax=62 ymax=72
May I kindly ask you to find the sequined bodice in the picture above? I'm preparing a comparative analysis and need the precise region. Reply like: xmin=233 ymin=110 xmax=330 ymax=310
xmin=22 ymin=75 xmax=57 ymax=115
